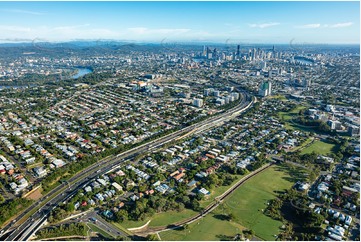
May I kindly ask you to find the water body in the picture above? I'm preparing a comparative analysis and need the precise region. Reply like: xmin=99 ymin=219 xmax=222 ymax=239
xmin=71 ymin=68 xmax=93 ymax=79
xmin=0 ymin=68 xmax=92 ymax=90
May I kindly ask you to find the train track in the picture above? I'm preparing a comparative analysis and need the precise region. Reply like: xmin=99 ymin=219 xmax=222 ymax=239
xmin=133 ymin=162 xmax=274 ymax=236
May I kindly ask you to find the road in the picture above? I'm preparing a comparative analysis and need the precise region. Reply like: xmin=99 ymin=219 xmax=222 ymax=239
xmin=1 ymin=91 xmax=255 ymax=241
xmin=47 ymin=209 xmax=124 ymax=239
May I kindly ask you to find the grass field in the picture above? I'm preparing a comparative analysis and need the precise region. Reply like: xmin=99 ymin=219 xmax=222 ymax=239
xmin=160 ymin=212 xmax=247 ymax=241
xmin=160 ymin=165 xmax=298 ymax=241
xmin=291 ymin=137 xmax=314 ymax=152
xmin=300 ymin=140 xmax=337 ymax=156
xmin=277 ymin=105 xmax=311 ymax=131
xmin=267 ymin=95 xmax=287 ymax=101
xmin=149 ymin=209 xmax=198 ymax=227
xmin=199 ymin=174 xmax=245 ymax=207
xmin=278 ymin=105 xmax=306 ymax=121
xmin=118 ymin=209 xmax=198 ymax=229
xmin=118 ymin=174 xmax=245 ymax=229
xmin=223 ymin=165 xmax=294 ymax=240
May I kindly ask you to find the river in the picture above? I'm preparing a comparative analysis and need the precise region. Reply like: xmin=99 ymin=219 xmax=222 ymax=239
xmin=0 ymin=68 xmax=93 ymax=90
xmin=71 ymin=68 xmax=93 ymax=79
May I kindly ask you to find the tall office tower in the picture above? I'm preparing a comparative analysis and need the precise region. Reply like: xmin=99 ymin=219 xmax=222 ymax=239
xmin=236 ymin=45 xmax=240 ymax=58
xmin=213 ymin=48 xmax=217 ymax=59
xmin=204 ymin=88 xmax=213 ymax=96
xmin=272 ymin=45 xmax=276 ymax=59
xmin=258 ymin=81 xmax=272 ymax=97
xmin=252 ymin=48 xmax=257 ymax=61
xmin=206 ymin=47 xmax=212 ymax=59
xmin=221 ymin=52 xmax=226 ymax=60
xmin=261 ymin=61 xmax=267 ymax=70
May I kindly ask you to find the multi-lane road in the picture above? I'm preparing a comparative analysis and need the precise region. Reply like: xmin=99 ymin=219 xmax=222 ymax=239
xmin=1 ymin=91 xmax=255 ymax=241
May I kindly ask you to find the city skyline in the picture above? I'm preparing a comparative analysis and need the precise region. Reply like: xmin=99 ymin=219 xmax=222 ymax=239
xmin=0 ymin=1 xmax=360 ymax=44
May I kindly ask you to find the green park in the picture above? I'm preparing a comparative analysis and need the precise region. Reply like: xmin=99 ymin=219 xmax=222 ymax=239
xmin=160 ymin=164 xmax=302 ymax=241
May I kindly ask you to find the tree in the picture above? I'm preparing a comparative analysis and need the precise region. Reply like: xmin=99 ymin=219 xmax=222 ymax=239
xmin=116 ymin=209 xmax=129 ymax=222
xmin=228 ymin=213 xmax=236 ymax=221
xmin=146 ymin=234 xmax=159 ymax=241
xmin=190 ymin=199 xmax=201 ymax=211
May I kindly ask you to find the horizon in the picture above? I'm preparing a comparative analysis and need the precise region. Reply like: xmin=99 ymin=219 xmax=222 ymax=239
xmin=0 ymin=1 xmax=360 ymax=44
xmin=0 ymin=39 xmax=360 ymax=46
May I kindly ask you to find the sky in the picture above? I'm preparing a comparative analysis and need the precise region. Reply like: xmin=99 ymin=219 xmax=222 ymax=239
xmin=0 ymin=1 xmax=359 ymax=44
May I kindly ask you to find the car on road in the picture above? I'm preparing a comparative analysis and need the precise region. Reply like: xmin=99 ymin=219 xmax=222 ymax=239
xmin=89 ymin=217 xmax=97 ymax=222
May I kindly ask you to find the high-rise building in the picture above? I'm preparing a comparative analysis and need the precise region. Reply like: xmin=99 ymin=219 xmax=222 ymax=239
xmin=236 ymin=45 xmax=240 ymax=58
xmin=258 ymin=81 xmax=272 ymax=97
xmin=261 ymin=61 xmax=267 ymax=70
xmin=204 ymin=88 xmax=214 ymax=96
xmin=231 ymin=92 xmax=240 ymax=100
xmin=213 ymin=48 xmax=217 ymax=59
xmin=193 ymin=98 xmax=203 ymax=108
xmin=213 ymin=90 xmax=220 ymax=97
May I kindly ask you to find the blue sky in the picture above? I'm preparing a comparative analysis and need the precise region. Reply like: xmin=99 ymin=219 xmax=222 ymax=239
xmin=0 ymin=1 xmax=359 ymax=44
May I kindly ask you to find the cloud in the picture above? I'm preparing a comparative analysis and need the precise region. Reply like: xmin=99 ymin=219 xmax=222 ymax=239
xmin=2 ymin=8 xmax=45 ymax=15
xmin=249 ymin=22 xmax=280 ymax=29
xmin=53 ymin=24 xmax=91 ymax=31
xmin=0 ymin=38 xmax=35 ymax=42
xmin=0 ymin=25 xmax=31 ymax=32
xmin=0 ymin=24 xmax=121 ymax=41
xmin=296 ymin=22 xmax=353 ymax=29
xmin=295 ymin=23 xmax=321 ymax=29
xmin=128 ymin=27 xmax=191 ymax=35
xmin=329 ymin=22 xmax=353 ymax=28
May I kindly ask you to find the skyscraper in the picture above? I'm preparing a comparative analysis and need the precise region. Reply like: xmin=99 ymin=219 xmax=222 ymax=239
xmin=258 ymin=81 xmax=272 ymax=97
xmin=193 ymin=98 xmax=203 ymax=108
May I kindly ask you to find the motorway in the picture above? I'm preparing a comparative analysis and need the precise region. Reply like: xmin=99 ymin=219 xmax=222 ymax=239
xmin=45 ymin=209 xmax=124 ymax=239
xmin=1 ymin=91 xmax=255 ymax=241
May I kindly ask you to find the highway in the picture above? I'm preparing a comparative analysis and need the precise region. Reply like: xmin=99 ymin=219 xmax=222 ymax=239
xmin=44 ymin=209 xmax=124 ymax=239
xmin=1 ymin=91 xmax=255 ymax=241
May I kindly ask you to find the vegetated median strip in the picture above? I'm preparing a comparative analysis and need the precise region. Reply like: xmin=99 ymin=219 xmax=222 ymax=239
xmin=133 ymin=162 xmax=274 ymax=236
xmin=112 ymin=222 xmax=134 ymax=236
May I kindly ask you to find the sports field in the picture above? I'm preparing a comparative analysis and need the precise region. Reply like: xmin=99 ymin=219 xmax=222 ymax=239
xmin=300 ymin=140 xmax=337 ymax=155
